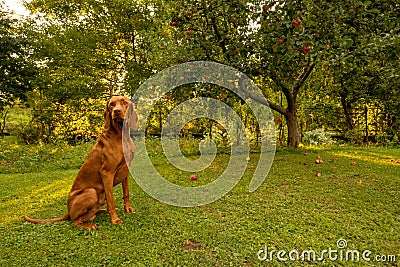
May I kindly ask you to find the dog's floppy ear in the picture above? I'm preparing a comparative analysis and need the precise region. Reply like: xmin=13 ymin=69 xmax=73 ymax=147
xmin=126 ymin=102 xmax=138 ymax=130
xmin=103 ymin=100 xmax=111 ymax=129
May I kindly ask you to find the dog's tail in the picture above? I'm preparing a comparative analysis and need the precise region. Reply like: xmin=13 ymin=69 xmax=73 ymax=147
xmin=24 ymin=214 xmax=70 ymax=224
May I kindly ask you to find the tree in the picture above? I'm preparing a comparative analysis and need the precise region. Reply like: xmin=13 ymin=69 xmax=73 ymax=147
xmin=0 ymin=3 xmax=36 ymax=136
xmin=323 ymin=0 xmax=400 ymax=132
xmin=24 ymin=0 xmax=165 ymax=140
xmin=26 ymin=0 xmax=166 ymax=98
xmin=158 ymin=1 xmax=333 ymax=147
xmin=23 ymin=0 xmax=399 ymax=146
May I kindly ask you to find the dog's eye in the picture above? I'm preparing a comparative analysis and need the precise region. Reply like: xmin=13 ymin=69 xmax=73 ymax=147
xmin=109 ymin=102 xmax=115 ymax=107
xmin=122 ymin=100 xmax=128 ymax=105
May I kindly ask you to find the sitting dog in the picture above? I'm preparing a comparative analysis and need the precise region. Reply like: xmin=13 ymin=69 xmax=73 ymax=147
xmin=24 ymin=96 xmax=138 ymax=230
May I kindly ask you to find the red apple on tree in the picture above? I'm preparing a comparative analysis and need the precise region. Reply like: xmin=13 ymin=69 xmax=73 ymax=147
xmin=301 ymin=45 xmax=311 ymax=54
xmin=185 ymin=29 xmax=194 ymax=35
xmin=292 ymin=17 xmax=301 ymax=27
xmin=262 ymin=4 xmax=271 ymax=11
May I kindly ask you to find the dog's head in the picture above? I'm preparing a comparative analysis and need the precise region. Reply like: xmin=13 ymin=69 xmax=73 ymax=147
xmin=104 ymin=96 xmax=138 ymax=131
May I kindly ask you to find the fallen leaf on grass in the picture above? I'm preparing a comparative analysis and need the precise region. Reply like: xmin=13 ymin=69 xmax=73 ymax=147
xmin=183 ymin=240 xmax=202 ymax=251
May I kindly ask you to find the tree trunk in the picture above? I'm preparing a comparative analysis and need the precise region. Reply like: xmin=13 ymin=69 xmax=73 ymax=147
xmin=340 ymin=94 xmax=355 ymax=130
xmin=285 ymin=112 xmax=300 ymax=148
xmin=0 ymin=108 xmax=8 ymax=138
xmin=240 ymin=63 xmax=315 ymax=148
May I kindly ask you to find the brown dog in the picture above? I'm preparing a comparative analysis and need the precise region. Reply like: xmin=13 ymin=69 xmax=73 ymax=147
xmin=24 ymin=96 xmax=138 ymax=230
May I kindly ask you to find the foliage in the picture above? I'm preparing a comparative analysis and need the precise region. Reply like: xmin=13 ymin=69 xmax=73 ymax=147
xmin=0 ymin=4 xmax=36 ymax=135
xmin=51 ymin=98 xmax=104 ymax=143
xmin=302 ymin=128 xmax=336 ymax=146
xmin=8 ymin=92 xmax=105 ymax=144
xmin=152 ymin=0 xmax=399 ymax=147
xmin=1 ymin=0 xmax=399 ymax=146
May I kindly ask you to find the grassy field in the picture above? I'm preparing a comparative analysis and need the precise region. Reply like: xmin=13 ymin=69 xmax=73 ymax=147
xmin=0 ymin=136 xmax=399 ymax=266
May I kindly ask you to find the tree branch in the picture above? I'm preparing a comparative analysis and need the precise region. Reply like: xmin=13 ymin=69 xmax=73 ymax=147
xmin=238 ymin=78 xmax=287 ymax=115
xmin=292 ymin=62 xmax=315 ymax=93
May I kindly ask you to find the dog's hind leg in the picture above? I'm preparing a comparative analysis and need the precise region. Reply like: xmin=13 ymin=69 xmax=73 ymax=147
xmin=68 ymin=188 xmax=102 ymax=230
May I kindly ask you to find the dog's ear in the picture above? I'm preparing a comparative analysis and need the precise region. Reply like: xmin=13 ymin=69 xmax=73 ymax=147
xmin=126 ymin=102 xmax=138 ymax=131
xmin=103 ymin=100 xmax=111 ymax=129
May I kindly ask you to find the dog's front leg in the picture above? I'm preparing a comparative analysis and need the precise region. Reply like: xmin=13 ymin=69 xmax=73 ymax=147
xmin=100 ymin=169 xmax=122 ymax=224
xmin=122 ymin=177 xmax=135 ymax=213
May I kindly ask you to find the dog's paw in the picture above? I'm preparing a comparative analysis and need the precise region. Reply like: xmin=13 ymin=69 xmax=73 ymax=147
xmin=111 ymin=217 xmax=123 ymax=225
xmin=124 ymin=206 xmax=135 ymax=213
xmin=73 ymin=222 xmax=98 ymax=230
xmin=87 ymin=223 xmax=98 ymax=230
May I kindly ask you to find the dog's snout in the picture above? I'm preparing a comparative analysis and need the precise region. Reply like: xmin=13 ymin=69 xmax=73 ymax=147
xmin=114 ymin=108 xmax=122 ymax=115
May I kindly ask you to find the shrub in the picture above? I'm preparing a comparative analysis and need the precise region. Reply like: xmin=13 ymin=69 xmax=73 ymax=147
xmin=51 ymin=98 xmax=104 ymax=143
xmin=303 ymin=128 xmax=336 ymax=146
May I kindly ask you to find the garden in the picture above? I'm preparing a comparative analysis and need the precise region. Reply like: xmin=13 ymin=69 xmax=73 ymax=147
xmin=1 ymin=0 xmax=399 ymax=266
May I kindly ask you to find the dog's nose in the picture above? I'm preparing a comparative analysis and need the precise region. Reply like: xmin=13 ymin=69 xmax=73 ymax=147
xmin=114 ymin=108 xmax=122 ymax=115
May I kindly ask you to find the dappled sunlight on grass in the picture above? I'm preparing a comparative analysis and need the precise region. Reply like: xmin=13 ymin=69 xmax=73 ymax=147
xmin=0 ymin=172 xmax=74 ymax=227
xmin=302 ymin=145 xmax=400 ymax=166
xmin=331 ymin=150 xmax=400 ymax=166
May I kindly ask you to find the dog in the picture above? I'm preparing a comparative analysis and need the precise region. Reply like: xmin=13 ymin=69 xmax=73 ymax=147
xmin=24 ymin=96 xmax=138 ymax=230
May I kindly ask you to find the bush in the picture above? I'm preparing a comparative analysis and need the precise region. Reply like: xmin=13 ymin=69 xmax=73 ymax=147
xmin=9 ymin=121 xmax=40 ymax=144
xmin=343 ymin=128 xmax=364 ymax=144
xmin=51 ymin=98 xmax=104 ymax=143
xmin=303 ymin=128 xmax=336 ymax=146
xmin=8 ymin=97 xmax=105 ymax=144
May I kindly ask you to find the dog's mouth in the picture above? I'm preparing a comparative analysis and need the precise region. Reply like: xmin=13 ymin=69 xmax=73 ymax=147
xmin=113 ymin=117 xmax=125 ymax=127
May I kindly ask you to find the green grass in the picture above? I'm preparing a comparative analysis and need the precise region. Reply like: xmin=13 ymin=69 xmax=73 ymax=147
xmin=0 ymin=137 xmax=399 ymax=266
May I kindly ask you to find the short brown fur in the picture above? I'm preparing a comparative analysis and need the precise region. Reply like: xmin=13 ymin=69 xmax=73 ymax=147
xmin=24 ymin=96 xmax=138 ymax=230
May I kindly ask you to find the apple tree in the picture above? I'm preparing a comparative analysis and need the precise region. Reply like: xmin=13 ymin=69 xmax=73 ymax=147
xmin=160 ymin=0 xmax=399 ymax=147
xmin=159 ymin=0 xmax=334 ymax=147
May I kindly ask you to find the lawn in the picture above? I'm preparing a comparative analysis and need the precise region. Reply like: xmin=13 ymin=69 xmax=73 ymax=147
xmin=0 ymin=136 xmax=399 ymax=266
